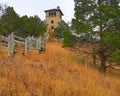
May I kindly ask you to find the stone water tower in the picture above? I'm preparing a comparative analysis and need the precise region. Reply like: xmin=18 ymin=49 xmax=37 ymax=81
xmin=44 ymin=6 xmax=64 ymax=40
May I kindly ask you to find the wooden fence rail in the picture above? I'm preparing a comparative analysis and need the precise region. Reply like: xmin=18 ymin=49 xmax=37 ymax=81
xmin=0 ymin=33 xmax=49 ymax=57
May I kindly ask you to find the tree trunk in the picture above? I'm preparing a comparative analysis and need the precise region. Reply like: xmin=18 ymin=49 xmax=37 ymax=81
xmin=93 ymin=53 xmax=96 ymax=68
xmin=100 ymin=57 xmax=106 ymax=72
xmin=92 ymin=48 xmax=96 ymax=68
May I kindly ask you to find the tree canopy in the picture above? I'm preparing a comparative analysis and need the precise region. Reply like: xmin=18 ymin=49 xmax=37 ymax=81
xmin=68 ymin=0 xmax=120 ymax=72
xmin=54 ymin=20 xmax=69 ymax=40
xmin=0 ymin=5 xmax=46 ymax=37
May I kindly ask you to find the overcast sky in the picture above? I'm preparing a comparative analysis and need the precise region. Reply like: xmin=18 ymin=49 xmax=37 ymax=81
xmin=0 ymin=0 xmax=74 ymax=22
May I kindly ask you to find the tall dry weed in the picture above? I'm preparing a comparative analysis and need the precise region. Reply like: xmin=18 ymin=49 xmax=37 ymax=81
xmin=0 ymin=42 xmax=120 ymax=96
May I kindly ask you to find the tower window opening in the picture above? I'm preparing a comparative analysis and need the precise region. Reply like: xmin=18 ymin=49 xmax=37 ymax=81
xmin=49 ymin=11 xmax=56 ymax=16
xmin=54 ymin=11 xmax=56 ymax=16
xmin=51 ymin=26 xmax=54 ymax=29
xmin=51 ymin=20 xmax=54 ymax=24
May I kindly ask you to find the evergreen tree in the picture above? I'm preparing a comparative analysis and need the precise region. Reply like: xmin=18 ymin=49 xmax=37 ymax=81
xmin=0 ymin=6 xmax=47 ymax=37
xmin=54 ymin=20 xmax=69 ymax=40
xmin=0 ymin=6 xmax=19 ymax=36
xmin=16 ymin=15 xmax=46 ymax=37
xmin=72 ymin=0 xmax=120 ymax=72
xmin=62 ymin=30 xmax=76 ymax=47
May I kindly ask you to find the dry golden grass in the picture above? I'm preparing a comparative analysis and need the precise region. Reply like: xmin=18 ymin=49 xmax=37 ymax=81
xmin=0 ymin=42 xmax=120 ymax=96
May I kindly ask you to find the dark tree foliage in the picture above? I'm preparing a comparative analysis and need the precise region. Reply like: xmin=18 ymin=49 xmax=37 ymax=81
xmin=15 ymin=15 xmax=46 ymax=37
xmin=54 ymin=20 xmax=69 ymax=40
xmin=0 ymin=6 xmax=46 ymax=37
xmin=71 ymin=0 xmax=120 ymax=72
xmin=0 ymin=6 xmax=19 ymax=36
xmin=54 ymin=20 xmax=77 ymax=46
xmin=62 ymin=30 xmax=76 ymax=47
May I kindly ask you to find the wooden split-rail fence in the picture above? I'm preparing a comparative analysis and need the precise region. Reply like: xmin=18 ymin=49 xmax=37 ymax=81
xmin=0 ymin=33 xmax=49 ymax=57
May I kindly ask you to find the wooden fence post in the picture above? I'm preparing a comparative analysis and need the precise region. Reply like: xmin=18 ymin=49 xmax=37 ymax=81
xmin=11 ymin=33 xmax=14 ymax=56
xmin=28 ymin=36 xmax=32 ymax=49
xmin=41 ymin=38 xmax=46 ymax=51
xmin=36 ymin=37 xmax=41 ymax=53
xmin=25 ymin=37 xmax=28 ymax=55
xmin=8 ymin=33 xmax=14 ymax=57
xmin=8 ymin=34 xmax=11 ymax=56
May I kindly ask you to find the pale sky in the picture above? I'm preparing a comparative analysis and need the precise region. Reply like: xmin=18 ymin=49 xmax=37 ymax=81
xmin=0 ymin=0 xmax=74 ymax=22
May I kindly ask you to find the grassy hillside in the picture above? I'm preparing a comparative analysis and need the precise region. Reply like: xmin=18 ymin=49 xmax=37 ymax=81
xmin=0 ymin=42 xmax=120 ymax=96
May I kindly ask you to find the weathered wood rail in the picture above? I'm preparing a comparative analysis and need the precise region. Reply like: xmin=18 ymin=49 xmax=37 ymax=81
xmin=0 ymin=33 xmax=49 ymax=57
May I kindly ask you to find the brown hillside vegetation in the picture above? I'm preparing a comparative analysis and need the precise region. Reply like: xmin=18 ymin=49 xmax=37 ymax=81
xmin=0 ymin=42 xmax=120 ymax=96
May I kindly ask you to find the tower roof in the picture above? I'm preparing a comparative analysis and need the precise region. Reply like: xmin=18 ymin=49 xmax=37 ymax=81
xmin=44 ymin=6 xmax=64 ymax=16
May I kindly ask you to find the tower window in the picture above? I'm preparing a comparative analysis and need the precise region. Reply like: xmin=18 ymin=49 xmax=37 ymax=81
xmin=49 ymin=12 xmax=51 ymax=16
xmin=49 ymin=11 xmax=56 ymax=16
xmin=51 ymin=26 xmax=54 ymax=29
xmin=51 ymin=20 xmax=54 ymax=24
xmin=54 ymin=12 xmax=56 ymax=16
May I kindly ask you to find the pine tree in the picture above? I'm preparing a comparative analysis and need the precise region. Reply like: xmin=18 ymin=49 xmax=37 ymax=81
xmin=0 ymin=6 xmax=46 ymax=37
xmin=54 ymin=20 xmax=69 ymax=40
xmin=73 ymin=0 xmax=120 ymax=72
